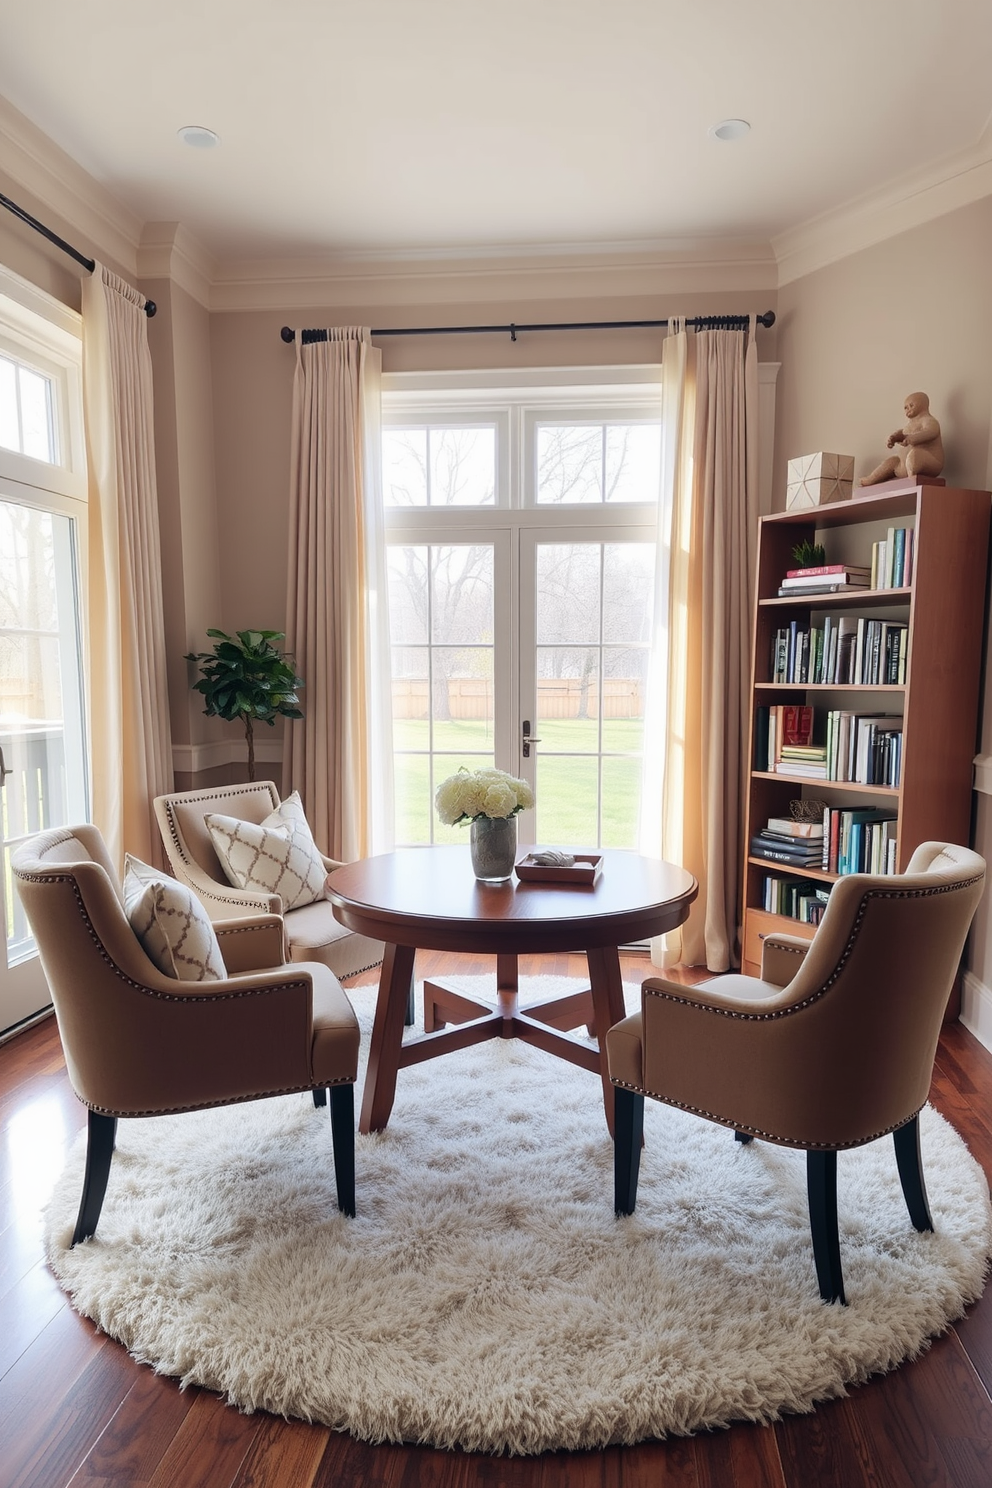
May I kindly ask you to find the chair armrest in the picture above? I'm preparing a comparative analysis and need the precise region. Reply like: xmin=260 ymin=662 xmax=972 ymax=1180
xmin=320 ymin=854 xmax=347 ymax=874
xmin=760 ymin=934 xmax=812 ymax=988
xmin=168 ymin=855 xmax=282 ymax=920
xmin=213 ymin=914 xmax=287 ymax=973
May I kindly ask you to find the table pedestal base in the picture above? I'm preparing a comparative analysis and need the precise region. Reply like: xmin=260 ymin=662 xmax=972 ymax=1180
xmin=359 ymin=947 xmax=627 ymax=1136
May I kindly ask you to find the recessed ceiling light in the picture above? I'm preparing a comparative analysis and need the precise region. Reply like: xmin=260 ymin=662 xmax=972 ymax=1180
xmin=178 ymin=125 xmax=220 ymax=149
xmin=709 ymin=119 xmax=750 ymax=142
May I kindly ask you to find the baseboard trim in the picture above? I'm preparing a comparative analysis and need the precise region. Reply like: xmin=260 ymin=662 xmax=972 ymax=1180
xmin=171 ymin=740 xmax=283 ymax=774
xmin=960 ymin=970 xmax=992 ymax=1055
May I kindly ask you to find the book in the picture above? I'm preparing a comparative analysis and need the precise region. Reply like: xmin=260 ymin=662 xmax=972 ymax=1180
xmin=784 ymin=564 xmax=870 ymax=579
xmin=766 ymin=817 xmax=824 ymax=838
xmin=750 ymin=839 xmax=825 ymax=865
xmin=779 ymin=573 xmax=870 ymax=589
xmin=780 ymin=704 xmax=813 ymax=746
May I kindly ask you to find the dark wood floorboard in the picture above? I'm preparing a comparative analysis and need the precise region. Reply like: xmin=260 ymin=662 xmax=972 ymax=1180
xmin=1 ymin=949 xmax=991 ymax=1488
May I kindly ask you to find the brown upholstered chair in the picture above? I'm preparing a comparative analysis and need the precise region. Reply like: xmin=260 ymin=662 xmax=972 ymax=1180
xmin=12 ymin=823 xmax=361 ymax=1245
xmin=154 ymin=781 xmax=383 ymax=981
xmin=607 ymin=842 xmax=986 ymax=1304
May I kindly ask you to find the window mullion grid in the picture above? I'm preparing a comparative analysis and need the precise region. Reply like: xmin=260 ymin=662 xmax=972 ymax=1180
xmin=597 ymin=544 xmax=605 ymax=847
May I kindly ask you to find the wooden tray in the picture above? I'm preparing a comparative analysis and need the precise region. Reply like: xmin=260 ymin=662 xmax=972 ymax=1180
xmin=515 ymin=852 xmax=603 ymax=885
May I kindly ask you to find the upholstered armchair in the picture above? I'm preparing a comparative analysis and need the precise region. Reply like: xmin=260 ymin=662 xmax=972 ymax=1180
xmin=154 ymin=781 xmax=383 ymax=980
xmin=12 ymin=824 xmax=361 ymax=1245
xmin=607 ymin=842 xmax=986 ymax=1304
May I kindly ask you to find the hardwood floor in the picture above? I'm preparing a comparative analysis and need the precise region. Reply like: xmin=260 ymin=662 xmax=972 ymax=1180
xmin=2 ymin=949 xmax=992 ymax=1488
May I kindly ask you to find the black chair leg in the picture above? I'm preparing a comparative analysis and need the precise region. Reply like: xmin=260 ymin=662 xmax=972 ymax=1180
xmin=613 ymin=1087 xmax=644 ymax=1216
xmin=71 ymin=1111 xmax=117 ymax=1247
xmin=405 ymin=979 xmax=415 ymax=1028
xmin=329 ymin=1083 xmax=356 ymax=1217
xmin=806 ymin=1149 xmax=846 ymax=1305
xmin=893 ymin=1114 xmax=934 ymax=1233
xmin=312 ymin=1087 xmax=327 ymax=1108
xmin=734 ymin=1130 xmax=754 ymax=1144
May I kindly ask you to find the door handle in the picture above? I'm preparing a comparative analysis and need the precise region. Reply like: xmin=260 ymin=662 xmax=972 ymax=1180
xmin=522 ymin=720 xmax=543 ymax=759
xmin=0 ymin=744 xmax=10 ymax=788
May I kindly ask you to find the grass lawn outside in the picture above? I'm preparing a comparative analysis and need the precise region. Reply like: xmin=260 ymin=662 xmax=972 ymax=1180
xmin=393 ymin=717 xmax=645 ymax=848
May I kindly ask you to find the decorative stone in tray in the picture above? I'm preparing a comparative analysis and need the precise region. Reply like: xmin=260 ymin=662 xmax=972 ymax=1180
xmin=515 ymin=851 xmax=604 ymax=885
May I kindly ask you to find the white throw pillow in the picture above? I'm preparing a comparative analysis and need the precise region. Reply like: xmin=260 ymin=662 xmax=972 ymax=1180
xmin=206 ymin=790 xmax=327 ymax=911
xmin=123 ymin=855 xmax=228 ymax=982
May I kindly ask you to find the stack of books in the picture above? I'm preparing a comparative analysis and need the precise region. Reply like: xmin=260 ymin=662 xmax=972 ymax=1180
xmin=762 ymin=874 xmax=831 ymax=924
xmin=776 ymin=563 xmax=871 ymax=598
xmin=751 ymin=815 xmax=825 ymax=868
xmin=821 ymin=806 xmax=898 ymax=874
xmin=824 ymin=711 xmax=903 ymax=785
xmin=769 ymin=615 xmax=910 ymax=685
xmin=777 ymin=744 xmax=828 ymax=778
xmin=870 ymin=526 xmax=914 ymax=589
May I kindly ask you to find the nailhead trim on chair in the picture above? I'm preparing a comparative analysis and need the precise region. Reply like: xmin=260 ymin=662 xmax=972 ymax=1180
xmin=646 ymin=878 xmax=984 ymax=1024
xmin=609 ymin=1077 xmax=927 ymax=1151
xmin=12 ymin=869 xmax=313 ymax=1006
xmin=84 ymin=1074 xmax=355 ymax=1121
xmin=160 ymin=783 xmax=279 ymax=862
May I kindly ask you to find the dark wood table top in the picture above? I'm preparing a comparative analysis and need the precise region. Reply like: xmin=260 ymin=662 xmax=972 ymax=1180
xmin=327 ymin=847 xmax=697 ymax=955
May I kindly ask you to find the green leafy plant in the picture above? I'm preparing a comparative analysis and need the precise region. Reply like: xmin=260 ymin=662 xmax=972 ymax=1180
xmin=791 ymin=538 xmax=826 ymax=570
xmin=185 ymin=629 xmax=304 ymax=781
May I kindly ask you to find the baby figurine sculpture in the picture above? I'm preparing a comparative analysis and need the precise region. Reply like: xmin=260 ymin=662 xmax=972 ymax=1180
xmin=859 ymin=391 xmax=944 ymax=486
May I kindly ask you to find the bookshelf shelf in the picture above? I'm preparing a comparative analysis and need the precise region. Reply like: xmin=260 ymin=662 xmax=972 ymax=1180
xmin=750 ymin=772 xmax=899 ymax=796
xmin=754 ymin=683 xmax=905 ymax=694
xmin=742 ymin=482 xmax=991 ymax=975
xmin=760 ymin=588 xmax=912 ymax=609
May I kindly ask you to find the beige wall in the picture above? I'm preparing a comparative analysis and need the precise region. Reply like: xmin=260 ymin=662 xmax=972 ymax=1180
xmin=775 ymin=197 xmax=992 ymax=499
xmin=775 ymin=197 xmax=992 ymax=990
xmin=210 ymin=288 xmax=779 ymax=632
xmin=143 ymin=278 xmax=226 ymax=756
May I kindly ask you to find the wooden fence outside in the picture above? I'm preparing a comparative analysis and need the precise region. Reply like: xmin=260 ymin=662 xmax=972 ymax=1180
xmin=392 ymin=678 xmax=643 ymax=720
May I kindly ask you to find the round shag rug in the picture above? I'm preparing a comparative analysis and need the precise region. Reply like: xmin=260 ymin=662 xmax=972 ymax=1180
xmin=44 ymin=976 xmax=992 ymax=1455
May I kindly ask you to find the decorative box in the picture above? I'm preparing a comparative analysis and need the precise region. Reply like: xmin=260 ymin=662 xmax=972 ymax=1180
xmin=786 ymin=452 xmax=855 ymax=509
xmin=515 ymin=852 xmax=603 ymax=885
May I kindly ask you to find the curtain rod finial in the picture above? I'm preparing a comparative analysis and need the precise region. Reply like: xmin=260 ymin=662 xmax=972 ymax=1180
xmin=281 ymin=326 xmax=296 ymax=343
xmin=144 ymin=300 xmax=157 ymax=318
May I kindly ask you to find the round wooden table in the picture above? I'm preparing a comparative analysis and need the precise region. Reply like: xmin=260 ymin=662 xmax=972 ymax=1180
xmin=327 ymin=847 xmax=697 ymax=1135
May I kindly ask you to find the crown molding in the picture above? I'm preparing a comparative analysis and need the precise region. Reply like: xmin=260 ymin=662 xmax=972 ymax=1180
xmin=138 ymin=222 xmax=216 ymax=309
xmin=208 ymin=240 xmax=778 ymax=313
xmin=773 ymin=127 xmax=992 ymax=285
xmin=0 ymin=94 xmax=141 ymax=278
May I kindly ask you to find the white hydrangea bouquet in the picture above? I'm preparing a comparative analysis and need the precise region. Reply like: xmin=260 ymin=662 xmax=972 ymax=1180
xmin=435 ymin=766 xmax=534 ymax=825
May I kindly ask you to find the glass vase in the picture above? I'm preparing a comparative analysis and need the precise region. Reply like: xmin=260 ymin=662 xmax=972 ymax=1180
xmin=470 ymin=815 xmax=517 ymax=883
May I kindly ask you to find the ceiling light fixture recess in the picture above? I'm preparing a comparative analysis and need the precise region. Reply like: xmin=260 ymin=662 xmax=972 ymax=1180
xmin=709 ymin=118 xmax=750 ymax=141
xmin=178 ymin=125 xmax=220 ymax=149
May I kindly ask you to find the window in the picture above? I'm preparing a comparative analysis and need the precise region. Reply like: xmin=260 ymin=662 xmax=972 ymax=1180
xmin=382 ymin=371 xmax=663 ymax=849
xmin=0 ymin=265 xmax=87 ymax=1033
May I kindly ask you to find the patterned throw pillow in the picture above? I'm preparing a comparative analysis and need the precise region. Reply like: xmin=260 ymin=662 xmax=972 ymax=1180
xmin=123 ymin=856 xmax=228 ymax=982
xmin=206 ymin=790 xmax=327 ymax=912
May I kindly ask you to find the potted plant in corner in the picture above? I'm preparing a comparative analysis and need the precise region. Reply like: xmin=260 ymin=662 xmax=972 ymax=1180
xmin=185 ymin=629 xmax=304 ymax=781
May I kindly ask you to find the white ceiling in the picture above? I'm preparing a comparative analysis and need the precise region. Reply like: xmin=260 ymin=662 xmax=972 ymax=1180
xmin=1 ymin=0 xmax=991 ymax=264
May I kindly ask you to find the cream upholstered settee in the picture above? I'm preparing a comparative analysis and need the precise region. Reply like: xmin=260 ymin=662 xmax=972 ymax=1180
xmin=154 ymin=781 xmax=383 ymax=981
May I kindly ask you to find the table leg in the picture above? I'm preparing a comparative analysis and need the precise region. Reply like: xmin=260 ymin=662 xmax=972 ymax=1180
xmin=360 ymin=942 xmax=416 ymax=1134
xmin=587 ymin=945 xmax=627 ymax=1136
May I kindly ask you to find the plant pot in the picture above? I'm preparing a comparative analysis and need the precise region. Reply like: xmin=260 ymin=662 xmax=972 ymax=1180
xmin=470 ymin=815 xmax=517 ymax=883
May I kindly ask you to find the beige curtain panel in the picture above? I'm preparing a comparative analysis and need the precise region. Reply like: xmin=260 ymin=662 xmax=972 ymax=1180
xmin=82 ymin=264 xmax=173 ymax=871
xmin=283 ymin=330 xmax=392 ymax=863
xmin=656 ymin=319 xmax=759 ymax=971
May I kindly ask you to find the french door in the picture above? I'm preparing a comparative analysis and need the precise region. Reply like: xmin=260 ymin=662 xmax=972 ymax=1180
xmin=386 ymin=523 xmax=656 ymax=850
xmin=0 ymin=494 xmax=88 ymax=1034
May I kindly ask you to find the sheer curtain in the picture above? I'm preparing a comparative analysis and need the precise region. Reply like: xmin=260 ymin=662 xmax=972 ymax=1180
xmin=642 ymin=317 xmax=759 ymax=970
xmin=283 ymin=329 xmax=393 ymax=862
xmin=82 ymin=263 xmax=173 ymax=870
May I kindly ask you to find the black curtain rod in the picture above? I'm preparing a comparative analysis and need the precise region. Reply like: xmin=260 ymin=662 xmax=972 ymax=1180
xmin=0 ymin=191 xmax=157 ymax=317
xmin=280 ymin=311 xmax=775 ymax=344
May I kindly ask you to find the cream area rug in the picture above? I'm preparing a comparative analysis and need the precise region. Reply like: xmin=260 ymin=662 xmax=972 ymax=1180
xmin=44 ymin=976 xmax=992 ymax=1456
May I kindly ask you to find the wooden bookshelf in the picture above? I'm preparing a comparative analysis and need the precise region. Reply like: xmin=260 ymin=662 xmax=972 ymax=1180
xmin=742 ymin=483 xmax=991 ymax=976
